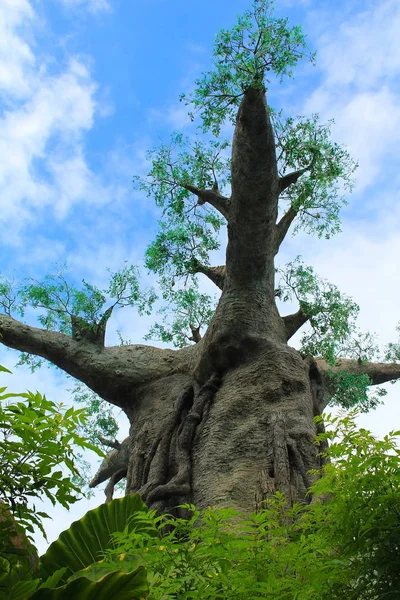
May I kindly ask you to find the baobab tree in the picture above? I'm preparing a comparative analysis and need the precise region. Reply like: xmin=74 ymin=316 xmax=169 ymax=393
xmin=1 ymin=0 xmax=399 ymax=522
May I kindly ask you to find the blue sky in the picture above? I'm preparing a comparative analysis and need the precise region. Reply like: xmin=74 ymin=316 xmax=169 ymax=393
xmin=1 ymin=0 xmax=400 ymax=552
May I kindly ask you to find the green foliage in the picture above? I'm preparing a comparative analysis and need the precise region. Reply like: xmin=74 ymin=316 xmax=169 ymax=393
xmin=27 ymin=568 xmax=148 ymax=600
xmin=181 ymin=0 xmax=315 ymax=136
xmin=384 ymin=322 xmax=400 ymax=366
xmin=0 ymin=367 xmax=103 ymax=542
xmin=130 ymin=1 xmax=361 ymax=375
xmin=134 ymin=133 xmax=231 ymax=213
xmin=325 ymin=370 xmax=387 ymax=412
xmin=96 ymin=413 xmax=400 ymax=599
xmin=19 ymin=268 xmax=105 ymax=335
xmin=274 ymin=111 xmax=358 ymax=239
xmin=311 ymin=411 xmax=400 ymax=598
xmin=338 ymin=329 xmax=381 ymax=363
xmin=144 ymin=280 xmax=216 ymax=348
xmin=135 ymin=133 xmax=226 ymax=287
xmin=37 ymin=495 xmax=156 ymax=584
xmin=1 ymin=495 xmax=155 ymax=599
xmin=276 ymin=256 xmax=360 ymax=364
xmin=144 ymin=218 xmax=221 ymax=282
xmin=2 ymin=413 xmax=398 ymax=598
xmin=0 ymin=263 xmax=157 ymax=372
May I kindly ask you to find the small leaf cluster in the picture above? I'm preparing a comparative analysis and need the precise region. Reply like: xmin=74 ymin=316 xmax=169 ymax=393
xmin=383 ymin=321 xmax=400 ymax=368
xmin=181 ymin=0 xmax=315 ymax=136
xmin=0 ymin=264 xmax=156 ymax=331
xmin=275 ymin=111 xmax=358 ymax=239
xmin=68 ymin=380 xmax=119 ymax=445
xmin=0 ymin=275 xmax=22 ymax=317
xmin=134 ymin=133 xmax=231 ymax=214
xmin=276 ymin=256 xmax=360 ymax=364
xmin=0 ymin=366 xmax=103 ymax=541
xmin=144 ymin=281 xmax=216 ymax=348
xmin=144 ymin=217 xmax=221 ymax=284
xmin=338 ymin=330 xmax=381 ymax=363
xmin=325 ymin=369 xmax=387 ymax=412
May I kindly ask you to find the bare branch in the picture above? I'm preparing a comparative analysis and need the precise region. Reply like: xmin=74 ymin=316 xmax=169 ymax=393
xmin=182 ymin=183 xmax=230 ymax=220
xmin=278 ymin=166 xmax=309 ymax=194
xmin=189 ymin=325 xmax=202 ymax=343
xmin=192 ymin=262 xmax=226 ymax=291
xmin=0 ymin=314 xmax=78 ymax=367
xmin=282 ymin=307 xmax=309 ymax=341
xmin=193 ymin=260 xmax=288 ymax=297
xmin=275 ymin=206 xmax=298 ymax=254
xmin=98 ymin=437 xmax=121 ymax=450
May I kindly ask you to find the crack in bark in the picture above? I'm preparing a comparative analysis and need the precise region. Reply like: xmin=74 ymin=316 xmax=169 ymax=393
xmin=287 ymin=437 xmax=311 ymax=493
xmin=140 ymin=385 xmax=194 ymax=492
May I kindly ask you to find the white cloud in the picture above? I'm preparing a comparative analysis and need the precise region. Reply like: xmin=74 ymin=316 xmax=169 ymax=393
xmin=316 ymin=0 xmax=400 ymax=89
xmin=306 ymin=87 xmax=400 ymax=192
xmin=302 ymin=0 xmax=400 ymax=194
xmin=0 ymin=57 xmax=98 ymax=222
xmin=54 ymin=0 xmax=111 ymax=14
xmin=0 ymin=0 xmax=35 ymax=99
xmin=0 ymin=2 xmax=122 ymax=238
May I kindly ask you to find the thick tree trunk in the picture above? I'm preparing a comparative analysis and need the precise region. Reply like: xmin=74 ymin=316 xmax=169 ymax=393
xmin=124 ymin=338 xmax=325 ymax=522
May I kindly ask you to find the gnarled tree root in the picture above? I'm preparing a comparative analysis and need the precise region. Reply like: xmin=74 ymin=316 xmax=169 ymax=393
xmin=135 ymin=373 xmax=222 ymax=512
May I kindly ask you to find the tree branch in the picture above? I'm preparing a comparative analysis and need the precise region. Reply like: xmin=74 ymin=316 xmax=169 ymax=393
xmin=193 ymin=260 xmax=291 ymax=300
xmin=282 ymin=307 xmax=309 ymax=341
xmin=274 ymin=206 xmax=298 ymax=254
xmin=278 ymin=166 xmax=309 ymax=194
xmin=181 ymin=184 xmax=230 ymax=220
xmin=71 ymin=306 xmax=113 ymax=346
xmin=98 ymin=436 xmax=121 ymax=450
xmin=0 ymin=314 xmax=196 ymax=408
xmin=192 ymin=263 xmax=226 ymax=290
xmin=316 ymin=358 xmax=400 ymax=387
xmin=189 ymin=325 xmax=202 ymax=343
